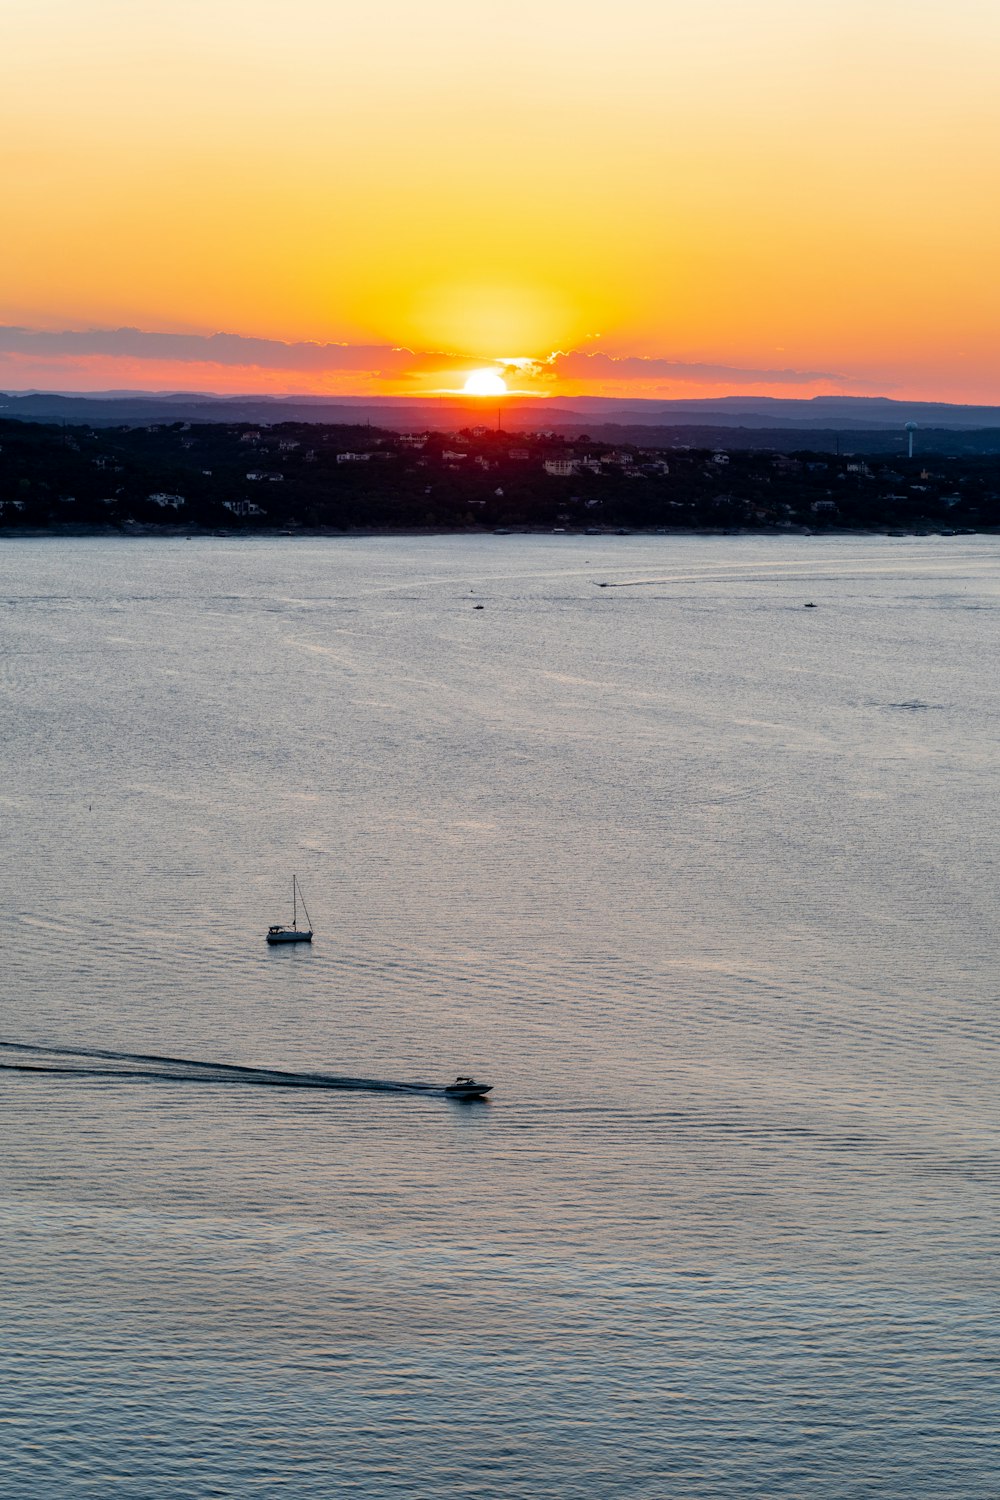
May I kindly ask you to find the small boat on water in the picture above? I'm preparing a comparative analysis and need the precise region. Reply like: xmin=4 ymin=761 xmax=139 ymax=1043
xmin=444 ymin=1076 xmax=492 ymax=1099
xmin=266 ymin=875 xmax=313 ymax=945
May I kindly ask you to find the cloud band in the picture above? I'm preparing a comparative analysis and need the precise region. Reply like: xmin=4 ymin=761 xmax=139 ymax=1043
xmin=0 ymin=326 xmax=841 ymax=389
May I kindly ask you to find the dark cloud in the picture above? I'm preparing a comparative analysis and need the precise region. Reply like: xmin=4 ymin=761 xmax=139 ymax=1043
xmin=0 ymin=326 xmax=425 ymax=373
xmin=539 ymin=350 xmax=841 ymax=385
xmin=0 ymin=327 xmax=843 ymax=387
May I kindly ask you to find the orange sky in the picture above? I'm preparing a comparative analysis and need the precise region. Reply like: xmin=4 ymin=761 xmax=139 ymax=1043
xmin=2 ymin=0 xmax=998 ymax=402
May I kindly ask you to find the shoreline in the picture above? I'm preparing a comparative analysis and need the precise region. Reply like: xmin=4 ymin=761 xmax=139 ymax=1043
xmin=0 ymin=523 xmax=990 ymax=541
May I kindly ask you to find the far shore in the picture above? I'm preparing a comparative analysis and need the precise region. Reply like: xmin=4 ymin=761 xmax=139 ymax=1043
xmin=1 ymin=524 xmax=992 ymax=541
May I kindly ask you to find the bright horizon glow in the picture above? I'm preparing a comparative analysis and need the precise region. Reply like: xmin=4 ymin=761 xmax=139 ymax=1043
xmin=461 ymin=370 xmax=508 ymax=397
xmin=2 ymin=1 xmax=999 ymax=403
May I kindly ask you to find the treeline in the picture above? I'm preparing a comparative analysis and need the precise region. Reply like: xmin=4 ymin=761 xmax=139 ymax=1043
xmin=1 ymin=418 xmax=998 ymax=532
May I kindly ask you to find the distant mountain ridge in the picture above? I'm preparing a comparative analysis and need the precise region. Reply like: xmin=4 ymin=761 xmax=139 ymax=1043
xmin=2 ymin=389 xmax=1000 ymax=432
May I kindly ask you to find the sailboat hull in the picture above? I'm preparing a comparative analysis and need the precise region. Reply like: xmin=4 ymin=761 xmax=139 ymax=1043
xmin=266 ymin=875 xmax=314 ymax=944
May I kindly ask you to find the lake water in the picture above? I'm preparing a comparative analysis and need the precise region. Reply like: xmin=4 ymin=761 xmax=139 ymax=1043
xmin=1 ymin=533 xmax=998 ymax=1497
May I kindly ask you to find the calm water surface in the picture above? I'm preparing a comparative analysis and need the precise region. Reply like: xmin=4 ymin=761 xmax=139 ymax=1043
xmin=1 ymin=534 xmax=998 ymax=1497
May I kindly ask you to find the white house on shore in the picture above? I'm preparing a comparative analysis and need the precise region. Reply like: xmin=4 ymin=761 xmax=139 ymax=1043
xmin=223 ymin=500 xmax=266 ymax=518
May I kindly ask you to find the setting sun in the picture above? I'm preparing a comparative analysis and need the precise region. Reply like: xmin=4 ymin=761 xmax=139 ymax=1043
xmin=462 ymin=370 xmax=507 ymax=397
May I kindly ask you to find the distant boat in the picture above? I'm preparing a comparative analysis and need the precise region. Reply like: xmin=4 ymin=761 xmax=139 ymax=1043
xmin=266 ymin=875 xmax=313 ymax=945
xmin=444 ymin=1076 xmax=492 ymax=1099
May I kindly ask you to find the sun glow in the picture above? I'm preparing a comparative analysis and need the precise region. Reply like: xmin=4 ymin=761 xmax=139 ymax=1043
xmin=4 ymin=4 xmax=1000 ymax=403
xmin=462 ymin=370 xmax=508 ymax=397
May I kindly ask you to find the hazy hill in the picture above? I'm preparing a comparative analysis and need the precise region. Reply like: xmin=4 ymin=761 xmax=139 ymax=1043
xmin=2 ymin=391 xmax=1000 ymax=450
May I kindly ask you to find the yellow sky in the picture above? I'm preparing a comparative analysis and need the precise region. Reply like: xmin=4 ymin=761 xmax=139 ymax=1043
xmin=2 ymin=0 xmax=998 ymax=399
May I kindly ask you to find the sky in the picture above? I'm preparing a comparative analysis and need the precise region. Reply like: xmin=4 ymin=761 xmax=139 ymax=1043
xmin=2 ymin=0 xmax=998 ymax=402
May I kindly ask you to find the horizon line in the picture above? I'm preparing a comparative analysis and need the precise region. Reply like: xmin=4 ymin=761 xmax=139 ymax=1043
xmin=2 ymin=388 xmax=998 ymax=411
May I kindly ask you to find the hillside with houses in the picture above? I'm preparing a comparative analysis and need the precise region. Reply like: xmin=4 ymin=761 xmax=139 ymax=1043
xmin=1 ymin=418 xmax=997 ymax=534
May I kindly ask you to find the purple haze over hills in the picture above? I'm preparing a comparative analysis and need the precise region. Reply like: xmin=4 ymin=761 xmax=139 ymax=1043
xmin=2 ymin=390 xmax=1000 ymax=433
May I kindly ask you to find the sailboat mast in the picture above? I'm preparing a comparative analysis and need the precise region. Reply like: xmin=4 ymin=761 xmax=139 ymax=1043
xmin=297 ymin=880 xmax=313 ymax=933
xmin=293 ymin=874 xmax=298 ymax=929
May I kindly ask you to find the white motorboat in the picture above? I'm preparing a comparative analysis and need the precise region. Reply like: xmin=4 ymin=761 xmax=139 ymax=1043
xmin=444 ymin=1076 xmax=492 ymax=1099
xmin=266 ymin=875 xmax=313 ymax=945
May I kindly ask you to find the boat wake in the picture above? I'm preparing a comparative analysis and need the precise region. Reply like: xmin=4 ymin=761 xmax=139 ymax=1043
xmin=0 ymin=1040 xmax=476 ymax=1099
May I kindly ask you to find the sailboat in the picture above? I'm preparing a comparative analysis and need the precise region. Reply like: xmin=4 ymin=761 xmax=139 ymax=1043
xmin=266 ymin=875 xmax=313 ymax=944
